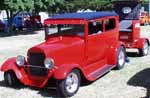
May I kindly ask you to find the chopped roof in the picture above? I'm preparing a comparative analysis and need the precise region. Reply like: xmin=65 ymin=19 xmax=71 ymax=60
xmin=51 ymin=12 xmax=118 ymax=20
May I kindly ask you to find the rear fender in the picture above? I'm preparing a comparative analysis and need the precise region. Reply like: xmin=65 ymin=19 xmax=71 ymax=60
xmin=107 ymin=41 xmax=125 ymax=65
xmin=137 ymin=38 xmax=149 ymax=49
xmin=53 ymin=64 xmax=82 ymax=80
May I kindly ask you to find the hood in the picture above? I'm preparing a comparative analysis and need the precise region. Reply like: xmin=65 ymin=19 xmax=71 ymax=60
xmin=28 ymin=36 xmax=84 ymax=55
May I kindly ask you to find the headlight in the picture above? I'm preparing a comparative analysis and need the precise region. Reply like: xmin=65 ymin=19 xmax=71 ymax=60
xmin=44 ymin=58 xmax=54 ymax=69
xmin=16 ymin=55 xmax=25 ymax=66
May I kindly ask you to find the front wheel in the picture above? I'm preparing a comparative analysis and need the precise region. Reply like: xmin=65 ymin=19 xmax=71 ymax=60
xmin=116 ymin=46 xmax=126 ymax=70
xmin=4 ymin=71 xmax=20 ymax=87
xmin=56 ymin=69 xmax=81 ymax=97
xmin=139 ymin=41 xmax=149 ymax=56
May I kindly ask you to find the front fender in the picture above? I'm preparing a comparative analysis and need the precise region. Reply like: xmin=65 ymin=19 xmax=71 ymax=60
xmin=53 ymin=64 xmax=82 ymax=80
xmin=1 ymin=57 xmax=17 ymax=72
xmin=137 ymin=38 xmax=149 ymax=49
xmin=0 ymin=57 xmax=27 ymax=81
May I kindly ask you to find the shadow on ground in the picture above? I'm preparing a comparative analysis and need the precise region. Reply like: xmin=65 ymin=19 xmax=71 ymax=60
xmin=0 ymin=80 xmax=24 ymax=89
xmin=126 ymin=52 xmax=142 ymax=57
xmin=127 ymin=68 xmax=150 ymax=98
xmin=0 ymin=80 xmax=64 ymax=98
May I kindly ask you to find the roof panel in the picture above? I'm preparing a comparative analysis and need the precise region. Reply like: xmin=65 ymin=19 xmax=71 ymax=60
xmin=51 ymin=12 xmax=118 ymax=20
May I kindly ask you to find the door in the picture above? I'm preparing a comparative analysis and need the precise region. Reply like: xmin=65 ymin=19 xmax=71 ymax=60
xmin=85 ymin=20 xmax=107 ymax=74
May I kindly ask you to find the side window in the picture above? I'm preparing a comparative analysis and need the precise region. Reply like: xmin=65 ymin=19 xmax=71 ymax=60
xmin=88 ymin=21 xmax=103 ymax=35
xmin=105 ymin=18 xmax=116 ymax=31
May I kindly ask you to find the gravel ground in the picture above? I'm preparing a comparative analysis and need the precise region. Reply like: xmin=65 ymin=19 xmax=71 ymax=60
xmin=0 ymin=26 xmax=150 ymax=98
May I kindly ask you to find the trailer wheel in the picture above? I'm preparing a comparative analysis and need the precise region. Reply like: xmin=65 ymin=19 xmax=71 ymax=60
xmin=139 ymin=41 xmax=149 ymax=56
xmin=4 ymin=71 xmax=20 ymax=87
xmin=56 ymin=69 xmax=80 ymax=97
xmin=116 ymin=46 xmax=126 ymax=70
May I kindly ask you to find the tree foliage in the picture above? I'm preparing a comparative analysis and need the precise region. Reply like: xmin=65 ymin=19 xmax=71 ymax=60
xmin=0 ymin=0 xmax=34 ymax=33
xmin=62 ymin=0 xmax=113 ymax=12
xmin=0 ymin=0 xmax=147 ymax=33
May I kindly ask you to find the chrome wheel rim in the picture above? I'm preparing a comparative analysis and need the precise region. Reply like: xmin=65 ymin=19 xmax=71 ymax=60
xmin=118 ymin=50 xmax=125 ymax=66
xmin=144 ymin=42 xmax=149 ymax=55
xmin=65 ymin=72 xmax=79 ymax=93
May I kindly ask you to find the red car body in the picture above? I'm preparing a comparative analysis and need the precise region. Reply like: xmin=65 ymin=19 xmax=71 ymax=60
xmin=24 ymin=15 xmax=42 ymax=28
xmin=0 ymin=12 xmax=127 ymax=97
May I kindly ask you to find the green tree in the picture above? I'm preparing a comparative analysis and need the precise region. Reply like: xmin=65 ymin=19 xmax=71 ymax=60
xmin=63 ymin=0 xmax=113 ymax=12
xmin=31 ymin=0 xmax=65 ymax=15
xmin=0 ymin=0 xmax=145 ymax=33
xmin=0 ymin=0 xmax=66 ymax=33
xmin=0 ymin=0 xmax=34 ymax=33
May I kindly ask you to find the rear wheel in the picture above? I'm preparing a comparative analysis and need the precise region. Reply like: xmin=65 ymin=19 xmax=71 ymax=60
xmin=139 ymin=41 xmax=149 ymax=56
xmin=4 ymin=71 xmax=20 ymax=87
xmin=116 ymin=46 xmax=126 ymax=70
xmin=56 ymin=69 xmax=81 ymax=97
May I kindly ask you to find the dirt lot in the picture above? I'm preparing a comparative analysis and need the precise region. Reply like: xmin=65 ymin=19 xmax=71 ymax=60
xmin=0 ymin=26 xmax=150 ymax=98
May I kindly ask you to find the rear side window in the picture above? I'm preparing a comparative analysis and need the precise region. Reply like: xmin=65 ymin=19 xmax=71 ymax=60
xmin=105 ymin=18 xmax=116 ymax=31
xmin=88 ymin=21 xmax=103 ymax=35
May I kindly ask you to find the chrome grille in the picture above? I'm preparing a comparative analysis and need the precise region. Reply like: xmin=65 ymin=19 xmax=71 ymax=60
xmin=28 ymin=53 xmax=47 ymax=76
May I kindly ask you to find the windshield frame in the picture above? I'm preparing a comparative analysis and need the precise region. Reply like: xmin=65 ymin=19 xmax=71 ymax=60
xmin=44 ymin=19 xmax=88 ymax=40
xmin=45 ymin=24 xmax=85 ymax=37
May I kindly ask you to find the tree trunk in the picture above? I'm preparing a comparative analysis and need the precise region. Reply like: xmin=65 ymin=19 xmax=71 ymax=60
xmin=10 ymin=10 xmax=14 ymax=34
xmin=6 ymin=10 xmax=21 ymax=35
xmin=6 ymin=10 xmax=10 ymax=34
xmin=6 ymin=10 xmax=14 ymax=35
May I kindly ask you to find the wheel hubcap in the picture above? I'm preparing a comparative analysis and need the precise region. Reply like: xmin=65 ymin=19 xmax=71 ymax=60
xmin=65 ymin=72 xmax=78 ymax=93
xmin=118 ymin=50 xmax=125 ymax=66
xmin=144 ymin=42 xmax=149 ymax=55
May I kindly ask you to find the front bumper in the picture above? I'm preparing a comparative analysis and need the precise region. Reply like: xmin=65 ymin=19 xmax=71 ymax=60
xmin=19 ymin=65 xmax=57 ymax=88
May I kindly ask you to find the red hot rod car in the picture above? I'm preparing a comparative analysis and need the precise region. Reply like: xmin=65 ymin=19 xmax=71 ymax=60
xmin=0 ymin=12 xmax=127 ymax=97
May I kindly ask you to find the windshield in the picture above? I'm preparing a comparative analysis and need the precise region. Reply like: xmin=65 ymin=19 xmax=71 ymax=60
xmin=45 ymin=24 xmax=84 ymax=37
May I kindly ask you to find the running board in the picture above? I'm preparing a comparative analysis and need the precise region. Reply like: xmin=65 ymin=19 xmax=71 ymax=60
xmin=88 ymin=65 xmax=115 ymax=80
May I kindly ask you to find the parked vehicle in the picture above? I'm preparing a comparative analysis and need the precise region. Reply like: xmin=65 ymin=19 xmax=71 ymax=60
xmin=13 ymin=12 xmax=42 ymax=30
xmin=139 ymin=11 xmax=149 ymax=25
xmin=13 ymin=16 xmax=24 ymax=30
xmin=28 ymin=15 xmax=42 ymax=28
xmin=0 ymin=20 xmax=5 ymax=31
xmin=114 ymin=0 xmax=150 ymax=56
xmin=0 ymin=12 xmax=127 ymax=97
xmin=0 ymin=19 xmax=8 ymax=32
